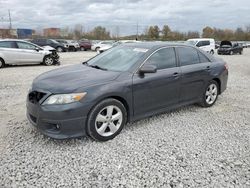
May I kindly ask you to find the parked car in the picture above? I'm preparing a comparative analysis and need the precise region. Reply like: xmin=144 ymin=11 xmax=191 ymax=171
xmin=55 ymin=39 xmax=69 ymax=49
xmin=31 ymin=39 xmax=68 ymax=52
xmin=26 ymin=42 xmax=228 ymax=141
xmin=217 ymin=41 xmax=243 ymax=55
xmin=98 ymin=41 xmax=139 ymax=53
xmin=78 ymin=40 xmax=92 ymax=51
xmin=91 ymin=41 xmax=114 ymax=51
xmin=66 ymin=40 xmax=80 ymax=51
xmin=187 ymin=38 xmax=215 ymax=54
xmin=98 ymin=41 xmax=121 ymax=53
xmin=0 ymin=39 xmax=59 ymax=68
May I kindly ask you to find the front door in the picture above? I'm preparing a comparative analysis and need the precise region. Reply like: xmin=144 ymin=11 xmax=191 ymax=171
xmin=132 ymin=47 xmax=181 ymax=118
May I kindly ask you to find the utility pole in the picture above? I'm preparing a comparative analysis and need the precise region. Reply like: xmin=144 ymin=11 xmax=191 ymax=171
xmin=136 ymin=21 xmax=138 ymax=40
xmin=8 ymin=9 xmax=12 ymax=29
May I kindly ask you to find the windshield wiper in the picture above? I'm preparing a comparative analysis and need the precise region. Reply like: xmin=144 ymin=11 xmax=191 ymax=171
xmin=83 ymin=62 xmax=107 ymax=71
xmin=89 ymin=65 xmax=107 ymax=71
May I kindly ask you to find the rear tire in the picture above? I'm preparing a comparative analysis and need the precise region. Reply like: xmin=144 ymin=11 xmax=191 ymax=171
xmin=200 ymin=80 xmax=219 ymax=107
xmin=86 ymin=98 xmax=127 ymax=141
xmin=0 ymin=58 xmax=5 ymax=68
xmin=80 ymin=47 xmax=85 ymax=51
xmin=230 ymin=51 xmax=233 ymax=55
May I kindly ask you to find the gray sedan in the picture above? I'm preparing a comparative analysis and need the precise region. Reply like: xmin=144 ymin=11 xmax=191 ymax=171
xmin=26 ymin=42 xmax=228 ymax=141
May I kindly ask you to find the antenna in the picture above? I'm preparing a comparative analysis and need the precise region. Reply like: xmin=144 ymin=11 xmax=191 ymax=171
xmin=8 ymin=9 xmax=12 ymax=29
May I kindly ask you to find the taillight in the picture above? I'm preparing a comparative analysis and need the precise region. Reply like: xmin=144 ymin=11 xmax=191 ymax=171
xmin=224 ymin=63 xmax=229 ymax=70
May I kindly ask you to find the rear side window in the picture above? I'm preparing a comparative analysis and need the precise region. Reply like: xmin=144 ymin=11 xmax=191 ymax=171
xmin=197 ymin=40 xmax=210 ymax=47
xmin=147 ymin=47 xmax=176 ymax=70
xmin=198 ymin=52 xmax=210 ymax=63
xmin=177 ymin=47 xmax=200 ymax=66
xmin=0 ymin=41 xmax=14 ymax=48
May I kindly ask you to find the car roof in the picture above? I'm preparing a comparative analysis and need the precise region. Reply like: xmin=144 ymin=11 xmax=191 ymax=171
xmin=123 ymin=41 xmax=194 ymax=50
xmin=0 ymin=39 xmax=30 ymax=42
xmin=187 ymin=38 xmax=214 ymax=41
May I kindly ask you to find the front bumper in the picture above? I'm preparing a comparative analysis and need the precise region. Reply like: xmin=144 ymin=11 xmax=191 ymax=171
xmin=26 ymin=92 xmax=93 ymax=139
xmin=217 ymin=50 xmax=230 ymax=55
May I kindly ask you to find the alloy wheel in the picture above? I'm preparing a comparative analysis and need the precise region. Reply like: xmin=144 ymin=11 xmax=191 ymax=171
xmin=95 ymin=105 xmax=123 ymax=137
xmin=44 ymin=57 xmax=54 ymax=66
xmin=205 ymin=83 xmax=218 ymax=105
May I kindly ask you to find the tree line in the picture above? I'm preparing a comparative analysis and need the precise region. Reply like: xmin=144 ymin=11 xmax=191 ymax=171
xmin=73 ymin=24 xmax=250 ymax=41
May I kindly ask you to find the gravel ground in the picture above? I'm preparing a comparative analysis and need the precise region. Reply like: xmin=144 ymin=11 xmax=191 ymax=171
xmin=0 ymin=49 xmax=250 ymax=187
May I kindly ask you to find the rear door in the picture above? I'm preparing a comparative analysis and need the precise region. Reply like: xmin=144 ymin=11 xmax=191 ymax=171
xmin=132 ymin=47 xmax=181 ymax=117
xmin=0 ymin=41 xmax=19 ymax=64
xmin=177 ymin=46 xmax=211 ymax=103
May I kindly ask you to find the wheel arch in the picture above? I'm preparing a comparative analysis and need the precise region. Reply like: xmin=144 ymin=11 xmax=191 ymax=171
xmin=88 ymin=95 xmax=131 ymax=123
xmin=212 ymin=78 xmax=221 ymax=94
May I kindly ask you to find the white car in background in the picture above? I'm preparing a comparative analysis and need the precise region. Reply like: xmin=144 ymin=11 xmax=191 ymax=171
xmin=187 ymin=38 xmax=215 ymax=54
xmin=98 ymin=40 xmax=139 ymax=53
xmin=91 ymin=41 xmax=114 ymax=51
xmin=0 ymin=39 xmax=59 ymax=68
xmin=66 ymin=40 xmax=80 ymax=51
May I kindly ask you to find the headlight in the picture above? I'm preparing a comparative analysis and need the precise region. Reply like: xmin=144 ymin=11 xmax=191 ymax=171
xmin=42 ymin=92 xmax=87 ymax=105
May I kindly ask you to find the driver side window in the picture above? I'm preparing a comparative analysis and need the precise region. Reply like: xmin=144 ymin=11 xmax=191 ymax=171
xmin=146 ymin=47 xmax=176 ymax=70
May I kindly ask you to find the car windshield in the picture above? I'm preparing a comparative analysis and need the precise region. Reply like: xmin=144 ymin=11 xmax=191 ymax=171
xmin=87 ymin=46 xmax=148 ymax=72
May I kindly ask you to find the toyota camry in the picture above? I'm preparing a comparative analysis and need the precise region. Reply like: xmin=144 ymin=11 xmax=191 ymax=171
xmin=26 ymin=42 xmax=228 ymax=141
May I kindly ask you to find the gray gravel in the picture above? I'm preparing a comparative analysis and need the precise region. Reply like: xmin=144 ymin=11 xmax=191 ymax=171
xmin=0 ymin=50 xmax=250 ymax=187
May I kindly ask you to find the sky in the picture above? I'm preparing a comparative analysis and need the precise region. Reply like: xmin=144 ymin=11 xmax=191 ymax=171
xmin=0 ymin=0 xmax=249 ymax=36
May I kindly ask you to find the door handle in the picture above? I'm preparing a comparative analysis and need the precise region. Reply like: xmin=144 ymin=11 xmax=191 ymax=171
xmin=173 ymin=72 xmax=179 ymax=77
xmin=206 ymin=66 xmax=211 ymax=71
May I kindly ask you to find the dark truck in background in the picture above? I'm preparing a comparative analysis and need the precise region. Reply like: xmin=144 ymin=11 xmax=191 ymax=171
xmin=31 ymin=39 xmax=68 ymax=52
xmin=217 ymin=40 xmax=243 ymax=55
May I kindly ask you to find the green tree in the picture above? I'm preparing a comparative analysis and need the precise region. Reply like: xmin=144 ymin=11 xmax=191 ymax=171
xmin=162 ymin=25 xmax=171 ymax=40
xmin=202 ymin=26 xmax=214 ymax=38
xmin=147 ymin=25 xmax=160 ymax=39
xmin=91 ymin=26 xmax=110 ymax=40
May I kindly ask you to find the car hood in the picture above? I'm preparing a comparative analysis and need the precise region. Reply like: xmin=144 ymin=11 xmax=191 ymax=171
xmin=220 ymin=41 xmax=232 ymax=47
xmin=32 ymin=64 xmax=120 ymax=93
xmin=42 ymin=46 xmax=56 ymax=51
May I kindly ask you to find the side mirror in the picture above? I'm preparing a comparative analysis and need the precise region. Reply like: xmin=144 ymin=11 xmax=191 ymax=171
xmin=139 ymin=64 xmax=157 ymax=74
xmin=35 ymin=47 xmax=40 ymax=52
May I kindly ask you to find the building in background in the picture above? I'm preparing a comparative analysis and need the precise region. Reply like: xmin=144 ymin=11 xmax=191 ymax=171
xmin=17 ymin=28 xmax=34 ymax=39
xmin=0 ymin=28 xmax=17 ymax=38
xmin=43 ymin=28 xmax=60 ymax=37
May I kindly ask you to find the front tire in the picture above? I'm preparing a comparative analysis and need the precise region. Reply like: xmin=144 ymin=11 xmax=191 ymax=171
xmin=230 ymin=51 xmax=234 ymax=55
xmin=200 ymin=80 xmax=219 ymax=107
xmin=210 ymin=50 xmax=214 ymax=55
xmin=87 ymin=99 xmax=127 ymax=141
xmin=56 ymin=47 xmax=63 ymax=52
xmin=43 ymin=56 xmax=54 ymax=66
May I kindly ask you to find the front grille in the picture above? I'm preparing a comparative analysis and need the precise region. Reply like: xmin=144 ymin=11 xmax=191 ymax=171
xmin=28 ymin=91 xmax=47 ymax=103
